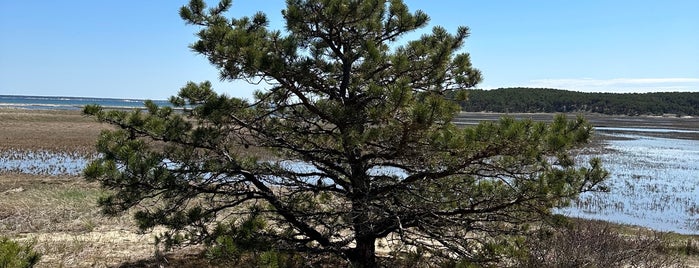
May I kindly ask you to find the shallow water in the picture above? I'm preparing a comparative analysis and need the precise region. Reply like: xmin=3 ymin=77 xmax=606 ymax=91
xmin=2 ymin=127 xmax=698 ymax=234
xmin=596 ymin=126 xmax=699 ymax=134
xmin=557 ymin=131 xmax=699 ymax=234
xmin=0 ymin=150 xmax=92 ymax=176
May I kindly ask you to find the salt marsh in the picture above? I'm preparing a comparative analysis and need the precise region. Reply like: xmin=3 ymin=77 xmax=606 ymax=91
xmin=559 ymin=129 xmax=699 ymax=234
xmin=2 ymin=111 xmax=698 ymax=234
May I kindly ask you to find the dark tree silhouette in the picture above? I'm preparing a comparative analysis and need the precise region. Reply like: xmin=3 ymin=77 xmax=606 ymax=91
xmin=462 ymin=88 xmax=699 ymax=116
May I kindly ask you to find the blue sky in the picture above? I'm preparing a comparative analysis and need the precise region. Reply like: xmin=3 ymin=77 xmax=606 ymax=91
xmin=1 ymin=1 xmax=697 ymax=99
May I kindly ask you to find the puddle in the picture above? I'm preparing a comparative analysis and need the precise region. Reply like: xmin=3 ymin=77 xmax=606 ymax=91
xmin=0 ymin=150 xmax=93 ymax=176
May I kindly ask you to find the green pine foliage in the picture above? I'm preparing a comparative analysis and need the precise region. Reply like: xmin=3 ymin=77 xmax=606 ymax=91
xmin=461 ymin=88 xmax=699 ymax=116
xmin=203 ymin=212 xmax=306 ymax=267
xmin=83 ymin=1 xmax=608 ymax=267
xmin=0 ymin=237 xmax=41 ymax=268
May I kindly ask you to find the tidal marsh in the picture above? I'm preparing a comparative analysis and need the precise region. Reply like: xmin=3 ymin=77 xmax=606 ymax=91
xmin=2 ymin=109 xmax=699 ymax=266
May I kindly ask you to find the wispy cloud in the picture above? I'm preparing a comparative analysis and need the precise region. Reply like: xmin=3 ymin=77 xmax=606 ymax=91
xmin=526 ymin=78 xmax=699 ymax=93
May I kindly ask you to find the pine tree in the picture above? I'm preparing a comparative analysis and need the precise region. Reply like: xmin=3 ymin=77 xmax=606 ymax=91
xmin=83 ymin=0 xmax=607 ymax=266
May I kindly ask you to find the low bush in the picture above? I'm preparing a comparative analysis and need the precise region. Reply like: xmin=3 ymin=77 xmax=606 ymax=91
xmin=517 ymin=219 xmax=687 ymax=268
xmin=202 ymin=214 xmax=307 ymax=267
xmin=0 ymin=236 xmax=41 ymax=268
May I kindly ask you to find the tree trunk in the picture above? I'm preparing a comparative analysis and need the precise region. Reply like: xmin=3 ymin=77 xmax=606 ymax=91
xmin=349 ymin=191 xmax=378 ymax=267
xmin=350 ymin=235 xmax=377 ymax=268
xmin=348 ymin=161 xmax=377 ymax=267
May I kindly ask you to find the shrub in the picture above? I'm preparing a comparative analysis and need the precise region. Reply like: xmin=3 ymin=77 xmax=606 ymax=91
xmin=0 ymin=236 xmax=41 ymax=268
xmin=203 ymin=214 xmax=307 ymax=267
xmin=517 ymin=219 xmax=687 ymax=268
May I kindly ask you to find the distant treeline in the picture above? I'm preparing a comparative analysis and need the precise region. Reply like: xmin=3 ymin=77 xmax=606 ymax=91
xmin=460 ymin=88 xmax=699 ymax=116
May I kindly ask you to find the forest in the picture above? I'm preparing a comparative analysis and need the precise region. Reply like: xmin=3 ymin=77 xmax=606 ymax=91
xmin=460 ymin=88 xmax=699 ymax=116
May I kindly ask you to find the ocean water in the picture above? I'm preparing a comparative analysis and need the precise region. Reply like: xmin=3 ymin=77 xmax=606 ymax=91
xmin=0 ymin=95 xmax=171 ymax=110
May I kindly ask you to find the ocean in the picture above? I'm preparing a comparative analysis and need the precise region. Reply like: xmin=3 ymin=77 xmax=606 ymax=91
xmin=0 ymin=95 xmax=171 ymax=110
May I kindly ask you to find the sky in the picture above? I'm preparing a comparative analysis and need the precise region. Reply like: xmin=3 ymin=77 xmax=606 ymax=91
xmin=1 ymin=0 xmax=697 ymax=100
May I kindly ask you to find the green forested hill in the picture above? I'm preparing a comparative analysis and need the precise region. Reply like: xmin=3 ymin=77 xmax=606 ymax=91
xmin=460 ymin=88 xmax=699 ymax=116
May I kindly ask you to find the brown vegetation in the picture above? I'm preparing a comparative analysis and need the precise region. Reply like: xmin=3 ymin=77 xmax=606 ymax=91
xmin=0 ymin=173 xmax=151 ymax=267
xmin=0 ymin=109 xmax=107 ymax=153
xmin=519 ymin=219 xmax=689 ymax=267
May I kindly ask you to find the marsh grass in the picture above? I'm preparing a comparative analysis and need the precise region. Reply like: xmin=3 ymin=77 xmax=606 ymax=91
xmin=0 ymin=109 xmax=106 ymax=153
xmin=0 ymin=150 xmax=94 ymax=176
xmin=1 ymin=175 xmax=106 ymax=233
xmin=0 ymin=174 xmax=161 ymax=267
xmin=564 ymin=132 xmax=699 ymax=234
xmin=26 ymin=230 xmax=161 ymax=267
xmin=660 ymin=232 xmax=699 ymax=258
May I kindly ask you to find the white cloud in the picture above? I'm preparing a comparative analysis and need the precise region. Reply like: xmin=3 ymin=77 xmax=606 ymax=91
xmin=526 ymin=78 xmax=699 ymax=93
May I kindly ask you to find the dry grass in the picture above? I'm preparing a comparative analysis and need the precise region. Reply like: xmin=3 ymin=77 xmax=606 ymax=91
xmin=2 ymin=174 xmax=110 ymax=233
xmin=0 ymin=173 xmax=161 ymax=267
xmin=0 ymin=109 xmax=107 ymax=153
xmin=0 ymin=172 xmax=263 ymax=267
xmin=520 ymin=219 xmax=690 ymax=267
